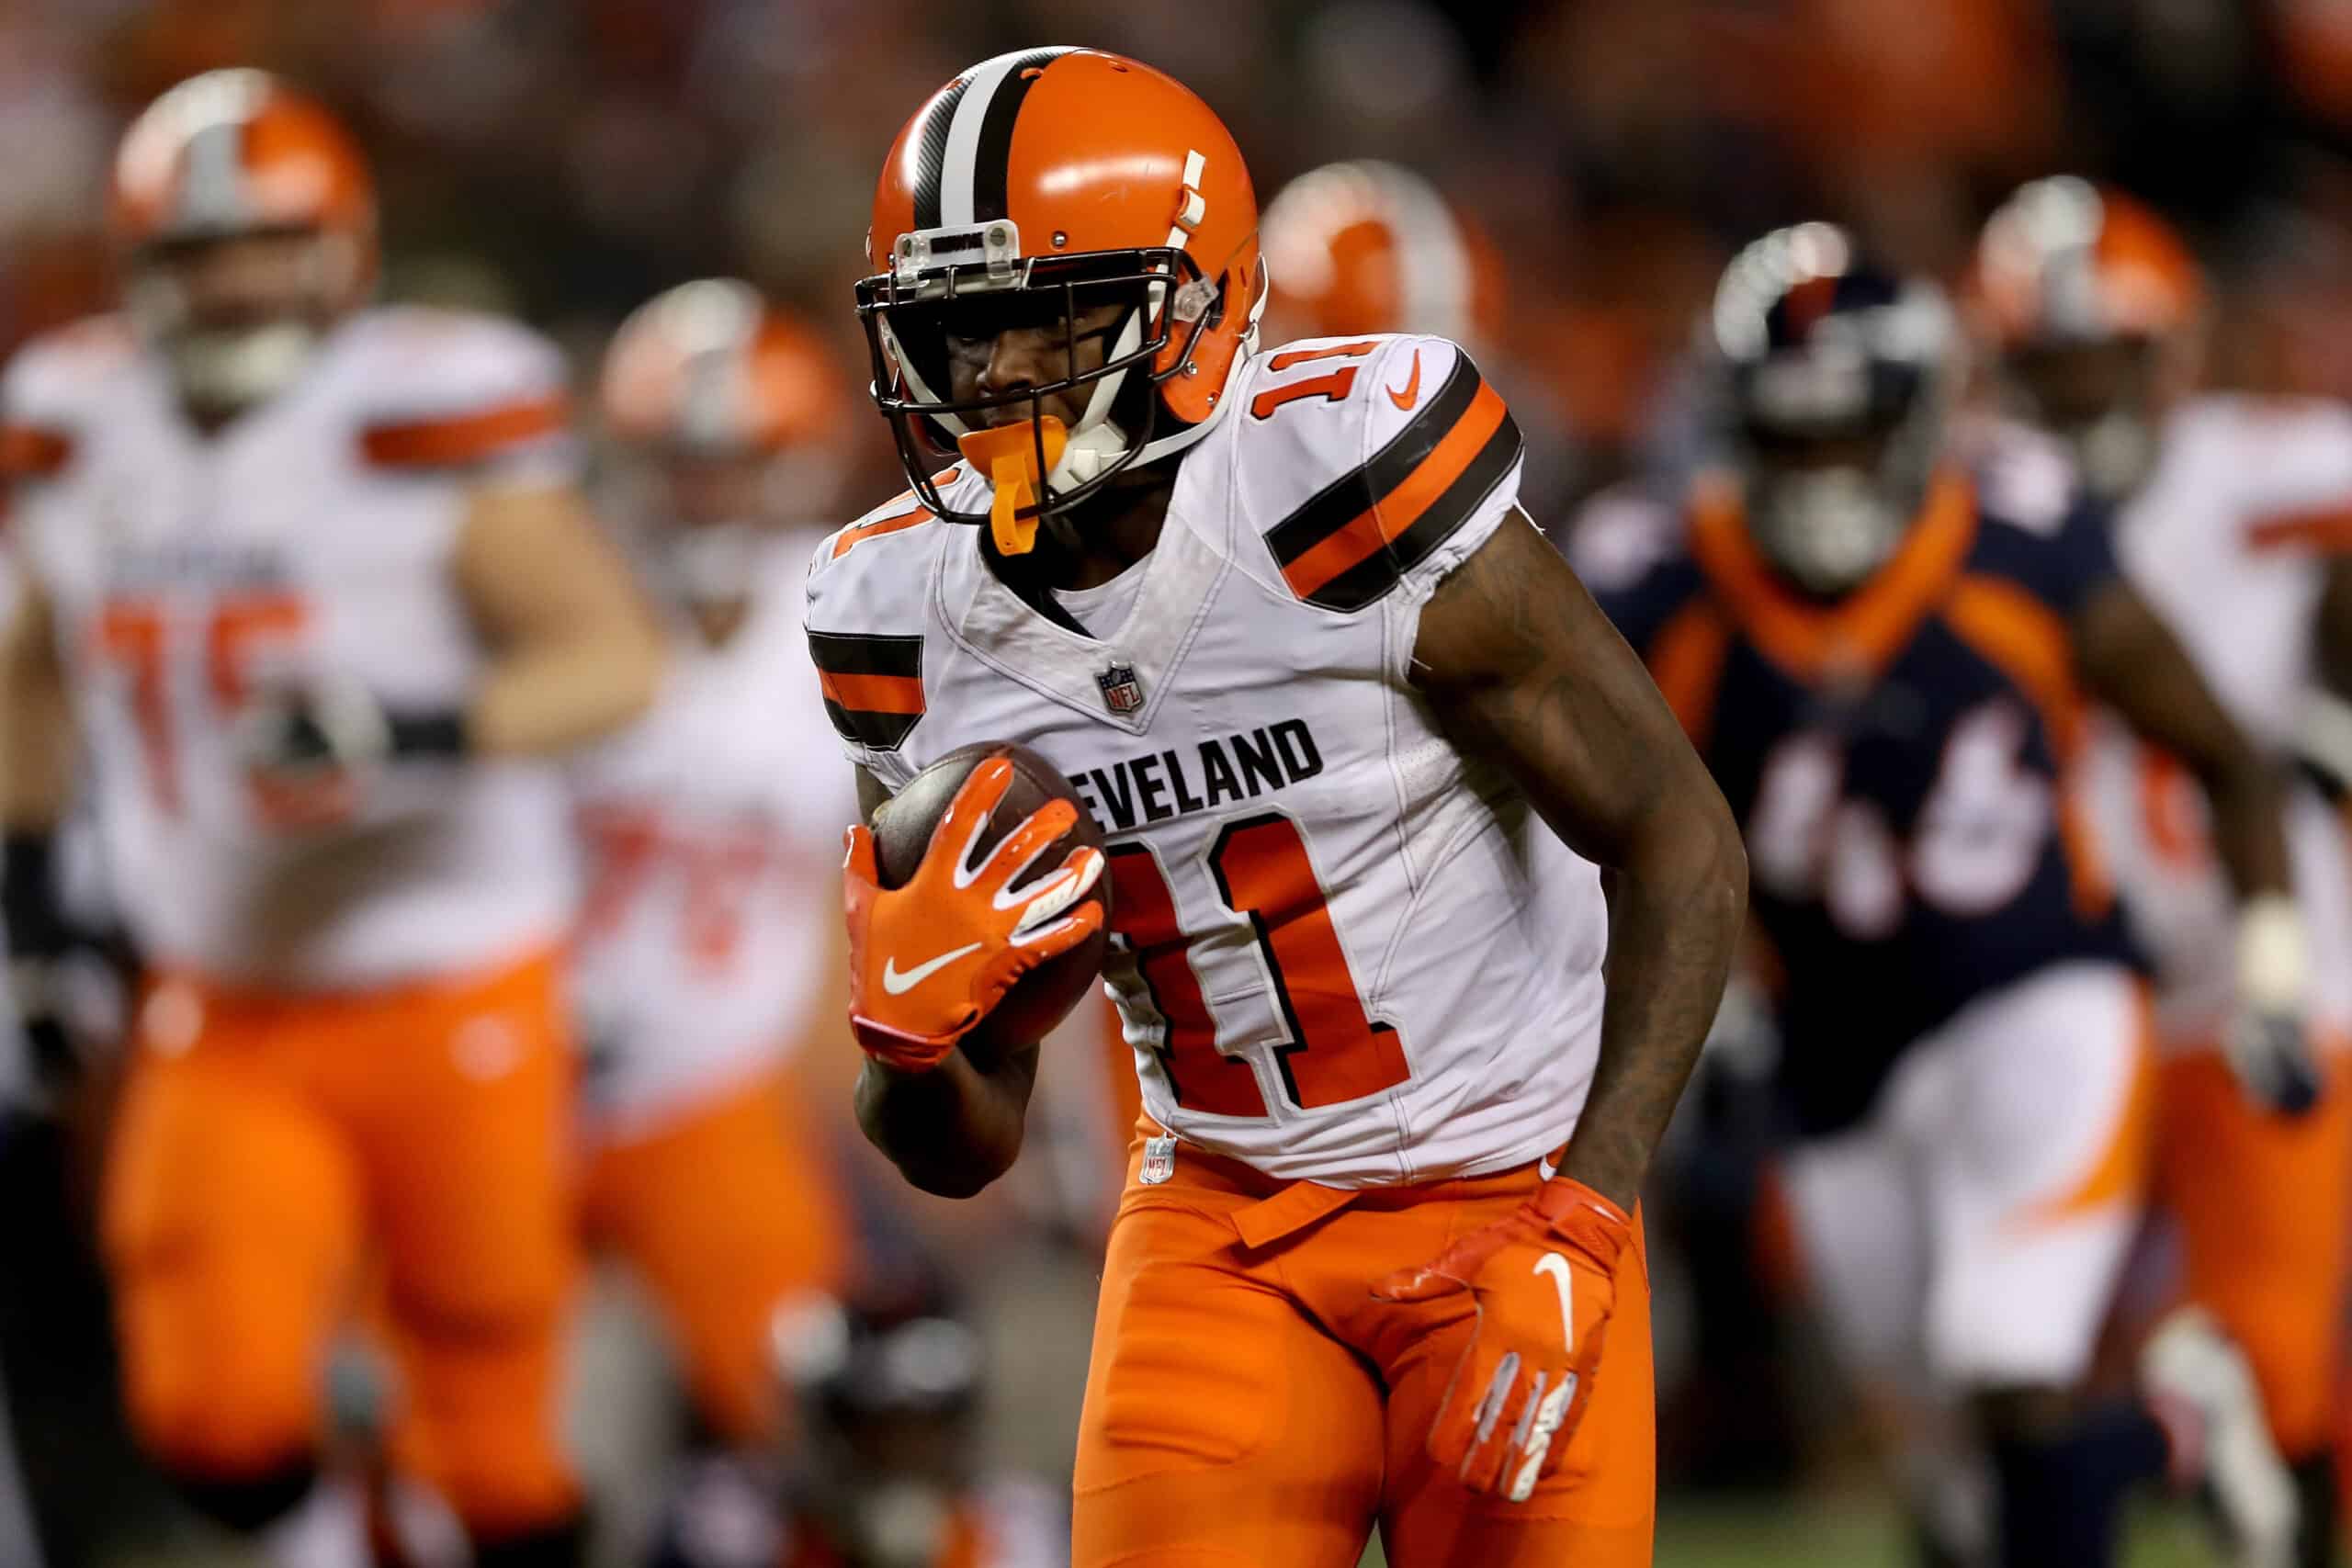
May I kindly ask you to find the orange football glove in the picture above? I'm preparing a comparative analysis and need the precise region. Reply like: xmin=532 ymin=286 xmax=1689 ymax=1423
xmin=843 ymin=757 xmax=1106 ymax=1073
xmin=1374 ymin=1177 xmax=1634 ymax=1502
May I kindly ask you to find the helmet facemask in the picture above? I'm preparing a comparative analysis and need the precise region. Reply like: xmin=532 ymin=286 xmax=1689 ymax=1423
xmin=1999 ymin=333 xmax=2169 ymax=505
xmin=128 ymin=225 xmax=365 ymax=420
xmin=856 ymin=225 xmax=1245 ymax=553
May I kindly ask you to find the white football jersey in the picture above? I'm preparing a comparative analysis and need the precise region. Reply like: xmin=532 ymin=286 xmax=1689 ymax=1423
xmin=805 ymin=333 xmax=1610 ymax=1187
xmin=2 ymin=306 xmax=581 ymax=990
xmin=2082 ymin=395 xmax=2352 ymax=1043
xmin=567 ymin=536 xmax=855 ymax=1138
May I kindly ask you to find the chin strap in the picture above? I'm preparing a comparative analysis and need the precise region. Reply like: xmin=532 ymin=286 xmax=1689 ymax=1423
xmin=956 ymin=418 xmax=1069 ymax=555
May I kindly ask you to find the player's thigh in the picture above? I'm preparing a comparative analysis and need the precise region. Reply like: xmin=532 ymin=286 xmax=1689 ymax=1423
xmin=360 ymin=968 xmax=576 ymax=1325
xmin=1922 ymin=964 xmax=2152 ymax=1390
xmin=584 ymin=1069 xmax=848 ymax=1443
xmin=2157 ymin=1043 xmax=2352 ymax=1456
xmin=1072 ymin=1197 xmax=1385 ymax=1568
xmin=1781 ymin=1116 xmax=1931 ymax=1382
xmin=101 ymin=1036 xmax=363 ymax=1470
xmin=1377 ymin=1224 xmax=1656 ymax=1568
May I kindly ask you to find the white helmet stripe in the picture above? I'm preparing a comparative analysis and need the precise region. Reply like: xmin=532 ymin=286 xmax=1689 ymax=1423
xmin=938 ymin=52 xmax=1028 ymax=228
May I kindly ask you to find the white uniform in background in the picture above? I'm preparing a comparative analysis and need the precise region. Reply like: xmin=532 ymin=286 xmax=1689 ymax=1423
xmin=6 ymin=306 xmax=578 ymax=988
xmin=2085 ymin=394 xmax=2352 ymax=1048
xmin=807 ymin=333 xmax=1609 ymax=1187
xmin=566 ymin=535 xmax=855 ymax=1140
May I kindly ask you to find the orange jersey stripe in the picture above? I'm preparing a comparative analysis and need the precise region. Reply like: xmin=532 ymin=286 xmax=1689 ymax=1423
xmin=359 ymin=395 xmax=569 ymax=468
xmin=832 ymin=505 xmax=931 ymax=559
xmin=0 ymin=423 xmax=72 ymax=479
xmin=818 ymin=670 xmax=924 ymax=715
xmin=2247 ymin=502 xmax=2352 ymax=554
xmin=1280 ymin=379 xmax=1510 ymax=601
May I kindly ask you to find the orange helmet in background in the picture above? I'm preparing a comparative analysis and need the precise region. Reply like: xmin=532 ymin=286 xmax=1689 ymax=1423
xmin=1972 ymin=176 xmax=2202 ymax=350
xmin=110 ymin=70 xmax=377 ymax=415
xmin=856 ymin=46 xmax=1264 ymax=552
xmin=1969 ymin=177 xmax=2205 ymax=501
xmin=1260 ymin=161 xmax=1503 ymax=347
xmin=602 ymin=278 xmax=846 ymax=456
xmin=602 ymin=279 xmax=854 ymax=608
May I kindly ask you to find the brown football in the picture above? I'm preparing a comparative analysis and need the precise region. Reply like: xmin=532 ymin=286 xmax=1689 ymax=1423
xmin=871 ymin=740 xmax=1111 ymax=1062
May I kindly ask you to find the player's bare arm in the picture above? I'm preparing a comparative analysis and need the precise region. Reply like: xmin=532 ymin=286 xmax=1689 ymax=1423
xmin=2299 ymin=558 xmax=2352 ymax=795
xmin=0 ymin=574 xmax=73 ymax=832
xmin=1410 ymin=507 xmax=1747 ymax=1212
xmin=2073 ymin=577 xmax=2291 ymax=899
xmin=456 ymin=481 xmax=665 ymax=755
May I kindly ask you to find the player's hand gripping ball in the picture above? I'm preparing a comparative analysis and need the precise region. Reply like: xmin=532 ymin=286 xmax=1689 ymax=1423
xmin=1375 ymin=1177 xmax=1634 ymax=1502
xmin=845 ymin=742 xmax=1110 ymax=1073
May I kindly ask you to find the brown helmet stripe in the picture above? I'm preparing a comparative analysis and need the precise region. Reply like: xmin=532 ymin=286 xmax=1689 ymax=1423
xmin=967 ymin=47 xmax=1069 ymax=224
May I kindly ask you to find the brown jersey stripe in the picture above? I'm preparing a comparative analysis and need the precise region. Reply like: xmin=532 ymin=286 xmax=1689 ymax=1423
xmin=0 ymin=423 xmax=73 ymax=479
xmin=1280 ymin=383 xmax=1521 ymax=610
xmin=359 ymin=396 xmax=568 ymax=468
xmin=807 ymin=628 xmax=922 ymax=680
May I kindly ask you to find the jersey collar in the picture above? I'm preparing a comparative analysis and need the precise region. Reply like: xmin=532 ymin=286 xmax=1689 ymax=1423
xmin=936 ymin=498 xmax=1228 ymax=735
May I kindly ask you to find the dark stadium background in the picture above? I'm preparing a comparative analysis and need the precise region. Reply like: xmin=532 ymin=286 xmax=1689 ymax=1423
xmin=3 ymin=0 xmax=2349 ymax=1563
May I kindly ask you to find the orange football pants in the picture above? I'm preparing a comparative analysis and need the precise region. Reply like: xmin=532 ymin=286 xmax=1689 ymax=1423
xmin=2156 ymin=1043 xmax=2352 ymax=1461
xmin=1074 ymin=1137 xmax=1655 ymax=1568
xmin=580 ymin=1066 xmax=850 ymax=1446
xmin=101 ymin=951 xmax=580 ymax=1540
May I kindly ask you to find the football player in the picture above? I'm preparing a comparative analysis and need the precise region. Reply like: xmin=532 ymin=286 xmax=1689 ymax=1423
xmin=574 ymin=279 xmax=857 ymax=1567
xmin=1975 ymin=176 xmax=2352 ymax=1568
xmin=1592 ymin=223 xmax=2304 ymax=1568
xmin=0 ymin=71 xmax=662 ymax=1567
xmin=806 ymin=47 xmax=1747 ymax=1566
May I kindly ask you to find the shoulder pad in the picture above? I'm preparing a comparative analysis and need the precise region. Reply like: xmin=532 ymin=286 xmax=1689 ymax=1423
xmin=1965 ymin=419 xmax=2081 ymax=539
xmin=804 ymin=474 xmax=965 ymax=759
xmin=1 ymin=316 xmax=136 ymax=480
xmin=1229 ymin=333 xmax=1525 ymax=612
xmin=344 ymin=307 xmax=572 ymax=469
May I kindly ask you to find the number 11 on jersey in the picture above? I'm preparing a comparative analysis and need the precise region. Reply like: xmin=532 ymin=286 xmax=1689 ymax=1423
xmin=1106 ymin=811 xmax=1411 ymax=1119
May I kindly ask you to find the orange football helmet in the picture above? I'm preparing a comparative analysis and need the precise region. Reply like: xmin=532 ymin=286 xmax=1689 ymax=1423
xmin=856 ymin=47 xmax=1264 ymax=551
xmin=602 ymin=279 xmax=854 ymax=605
xmin=109 ymin=70 xmax=377 ymax=413
xmin=602 ymin=278 xmax=845 ymax=456
xmin=1970 ymin=177 xmax=2205 ymax=499
xmin=1260 ymin=161 xmax=1503 ymax=347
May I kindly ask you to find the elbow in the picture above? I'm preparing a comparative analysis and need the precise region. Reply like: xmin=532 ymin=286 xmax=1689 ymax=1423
xmin=896 ymin=1155 xmax=1012 ymax=1200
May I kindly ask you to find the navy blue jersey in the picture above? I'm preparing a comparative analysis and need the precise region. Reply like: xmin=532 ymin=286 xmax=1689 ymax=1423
xmin=1599 ymin=468 xmax=2140 ymax=1135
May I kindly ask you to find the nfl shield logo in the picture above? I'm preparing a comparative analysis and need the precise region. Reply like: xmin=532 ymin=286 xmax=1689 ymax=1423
xmin=1097 ymin=661 xmax=1145 ymax=715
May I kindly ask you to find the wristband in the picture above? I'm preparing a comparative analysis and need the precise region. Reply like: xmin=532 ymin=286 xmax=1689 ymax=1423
xmin=2 ymin=831 xmax=66 ymax=959
xmin=2236 ymin=895 xmax=2309 ymax=1015
xmin=384 ymin=710 xmax=469 ymax=761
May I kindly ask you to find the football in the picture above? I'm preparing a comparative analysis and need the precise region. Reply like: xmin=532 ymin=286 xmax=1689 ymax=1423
xmin=870 ymin=740 xmax=1112 ymax=1060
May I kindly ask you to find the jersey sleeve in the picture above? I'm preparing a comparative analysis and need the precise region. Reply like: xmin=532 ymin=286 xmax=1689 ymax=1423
xmin=1966 ymin=423 xmax=2120 ymax=617
xmin=1 ymin=318 xmax=128 ymax=591
xmin=801 ymin=490 xmax=945 ymax=792
xmin=350 ymin=308 xmax=578 ymax=485
xmin=1238 ymin=333 xmax=1526 ymax=614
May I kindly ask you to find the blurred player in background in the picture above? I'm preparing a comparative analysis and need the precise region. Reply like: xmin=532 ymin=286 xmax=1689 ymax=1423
xmin=1975 ymin=175 xmax=2352 ymax=1568
xmin=1592 ymin=224 xmax=2307 ymax=1568
xmin=812 ymin=46 xmax=1746 ymax=1567
xmin=0 ymin=69 xmax=662 ymax=1567
xmin=771 ymin=1279 xmax=1065 ymax=1568
xmin=1258 ymin=159 xmax=1503 ymax=354
xmin=577 ymin=278 xmax=858 ymax=1568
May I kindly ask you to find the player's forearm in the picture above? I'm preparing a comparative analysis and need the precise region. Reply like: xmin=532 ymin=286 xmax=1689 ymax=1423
xmin=854 ymin=1045 xmax=1037 ymax=1198
xmin=469 ymin=627 xmax=662 ymax=757
xmin=2196 ymin=746 xmax=2294 ymax=900
xmin=1557 ymin=798 xmax=1747 ymax=1212
xmin=0 ymin=615 xmax=73 ymax=830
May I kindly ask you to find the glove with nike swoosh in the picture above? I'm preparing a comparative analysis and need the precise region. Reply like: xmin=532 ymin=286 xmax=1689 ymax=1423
xmin=843 ymin=757 xmax=1106 ymax=1074
xmin=1374 ymin=1177 xmax=1634 ymax=1502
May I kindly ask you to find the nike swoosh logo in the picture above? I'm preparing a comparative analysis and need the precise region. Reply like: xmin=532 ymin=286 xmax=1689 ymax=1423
xmin=881 ymin=942 xmax=984 ymax=996
xmin=1533 ymin=1252 xmax=1575 ymax=1349
xmin=1537 ymin=1153 xmax=1559 ymax=1183
xmin=1386 ymin=350 xmax=1422 ymax=411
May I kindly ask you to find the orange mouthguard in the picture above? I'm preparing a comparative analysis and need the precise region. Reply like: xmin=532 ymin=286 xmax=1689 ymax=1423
xmin=956 ymin=418 xmax=1069 ymax=556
